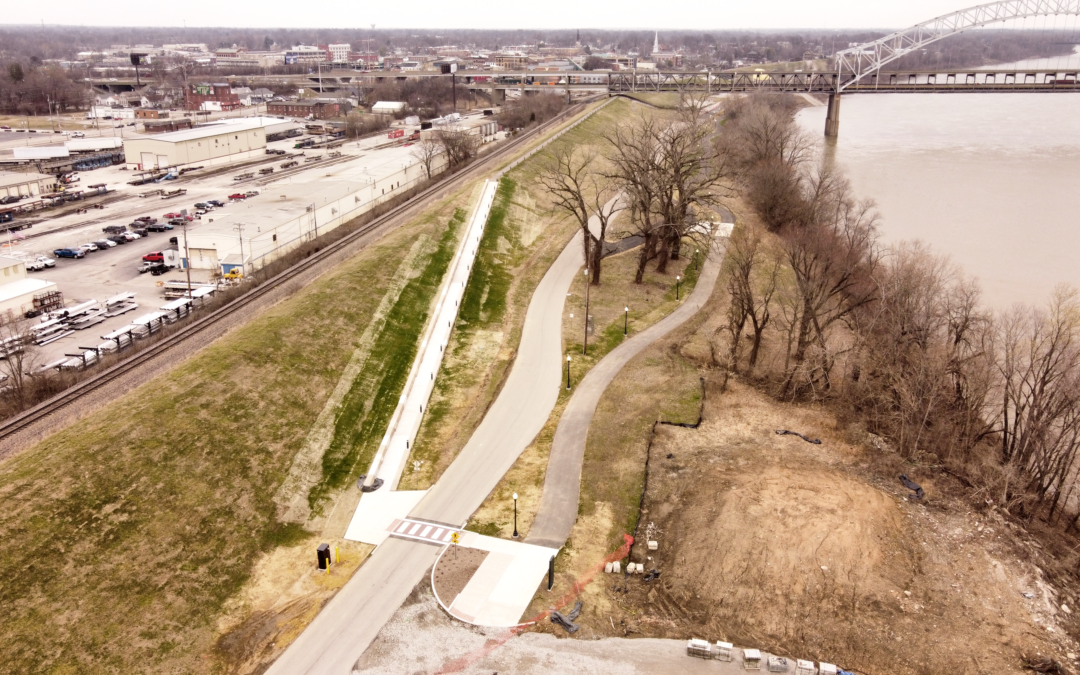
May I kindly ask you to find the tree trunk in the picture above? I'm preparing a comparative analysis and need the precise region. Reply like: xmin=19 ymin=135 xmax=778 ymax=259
xmin=635 ymin=234 xmax=654 ymax=284
xmin=590 ymin=236 xmax=603 ymax=285
xmin=655 ymin=236 xmax=671 ymax=274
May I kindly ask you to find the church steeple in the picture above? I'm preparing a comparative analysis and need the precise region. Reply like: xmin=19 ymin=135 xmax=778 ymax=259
xmin=653 ymin=31 xmax=659 ymax=53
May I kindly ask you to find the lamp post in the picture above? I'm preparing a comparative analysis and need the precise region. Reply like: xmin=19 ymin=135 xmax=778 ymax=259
xmin=512 ymin=493 xmax=519 ymax=538
xmin=624 ymin=306 xmax=629 ymax=336
xmin=582 ymin=267 xmax=590 ymax=355
xmin=676 ymin=275 xmax=681 ymax=300
xmin=566 ymin=355 xmax=571 ymax=390
xmin=694 ymin=248 xmax=699 ymax=270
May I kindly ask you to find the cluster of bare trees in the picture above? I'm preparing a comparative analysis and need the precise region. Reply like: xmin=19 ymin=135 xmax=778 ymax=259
xmin=538 ymin=99 xmax=730 ymax=287
xmin=721 ymin=93 xmax=1080 ymax=531
xmin=0 ymin=61 xmax=89 ymax=115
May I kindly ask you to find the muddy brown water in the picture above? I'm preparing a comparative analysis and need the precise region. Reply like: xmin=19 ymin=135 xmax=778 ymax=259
xmin=796 ymin=56 xmax=1080 ymax=309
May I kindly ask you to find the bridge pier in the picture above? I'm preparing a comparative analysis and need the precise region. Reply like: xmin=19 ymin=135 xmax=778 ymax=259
xmin=824 ymin=93 xmax=841 ymax=137
xmin=490 ymin=87 xmax=506 ymax=105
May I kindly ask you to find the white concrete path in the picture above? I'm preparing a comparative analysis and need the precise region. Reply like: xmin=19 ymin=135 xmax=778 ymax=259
xmin=363 ymin=179 xmax=500 ymax=490
xmin=343 ymin=490 xmax=428 ymax=546
xmin=435 ymin=531 xmax=559 ymax=627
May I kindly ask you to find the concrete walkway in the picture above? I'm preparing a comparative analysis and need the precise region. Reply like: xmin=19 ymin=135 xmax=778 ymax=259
xmin=363 ymin=179 xmax=500 ymax=490
xmin=266 ymin=102 xmax=617 ymax=675
xmin=526 ymin=229 xmax=728 ymax=549
xmin=434 ymin=531 xmax=559 ymax=627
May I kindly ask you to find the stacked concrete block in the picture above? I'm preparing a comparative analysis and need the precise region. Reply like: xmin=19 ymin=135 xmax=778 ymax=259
xmin=687 ymin=638 xmax=712 ymax=659
xmin=795 ymin=659 xmax=816 ymax=675
xmin=743 ymin=648 xmax=762 ymax=670
xmin=768 ymin=655 xmax=789 ymax=672
xmin=715 ymin=641 xmax=734 ymax=662
xmin=818 ymin=663 xmax=838 ymax=675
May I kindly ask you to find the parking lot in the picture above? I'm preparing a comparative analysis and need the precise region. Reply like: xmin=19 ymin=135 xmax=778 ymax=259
xmin=4 ymin=120 xmax=449 ymax=365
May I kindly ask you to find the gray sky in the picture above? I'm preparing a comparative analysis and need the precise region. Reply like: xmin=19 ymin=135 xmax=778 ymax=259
xmin=3 ymin=0 xmax=989 ymax=30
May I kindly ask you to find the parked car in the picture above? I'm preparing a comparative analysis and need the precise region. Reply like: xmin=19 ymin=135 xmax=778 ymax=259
xmin=122 ymin=232 xmax=140 ymax=241
xmin=53 ymin=248 xmax=85 ymax=259
xmin=134 ymin=216 xmax=157 ymax=224
xmin=207 ymin=199 xmax=224 ymax=207
xmin=228 ymin=193 xmax=246 ymax=200
xmin=93 ymin=239 xmax=116 ymax=249
xmin=194 ymin=209 xmax=208 ymax=216
xmin=160 ymin=222 xmax=174 ymax=230
xmin=245 ymin=189 xmax=260 ymax=197
xmin=107 ymin=235 xmax=128 ymax=245
xmin=102 ymin=224 xmax=127 ymax=234
xmin=149 ymin=263 xmax=171 ymax=276
xmin=35 ymin=255 xmax=56 ymax=268
xmin=146 ymin=223 xmax=168 ymax=232
xmin=71 ymin=131 xmax=85 ymax=138
xmin=131 ymin=227 xmax=149 ymax=237
xmin=0 ymin=195 xmax=22 ymax=205
xmin=193 ymin=202 xmax=210 ymax=209
xmin=78 ymin=243 xmax=98 ymax=253
xmin=26 ymin=259 xmax=45 ymax=272
xmin=136 ymin=261 xmax=154 ymax=274
xmin=142 ymin=251 xmax=165 ymax=263
xmin=169 ymin=237 xmax=179 ymax=245
xmin=163 ymin=212 xmax=181 ymax=219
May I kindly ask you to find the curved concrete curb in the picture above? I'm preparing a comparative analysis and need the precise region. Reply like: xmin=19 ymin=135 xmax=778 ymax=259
xmin=525 ymin=237 xmax=727 ymax=549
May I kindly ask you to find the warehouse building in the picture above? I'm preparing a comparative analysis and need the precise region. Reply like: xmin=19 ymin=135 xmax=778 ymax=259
xmin=266 ymin=100 xmax=341 ymax=120
xmin=123 ymin=118 xmax=267 ymax=170
xmin=0 ymin=171 xmax=60 ymax=200
xmin=0 ymin=257 xmax=59 ymax=318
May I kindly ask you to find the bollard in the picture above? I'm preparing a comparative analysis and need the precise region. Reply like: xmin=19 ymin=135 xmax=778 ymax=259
xmin=547 ymin=555 xmax=554 ymax=590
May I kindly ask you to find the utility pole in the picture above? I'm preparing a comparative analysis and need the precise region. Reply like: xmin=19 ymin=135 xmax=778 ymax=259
xmin=182 ymin=218 xmax=192 ymax=296
xmin=234 ymin=223 xmax=246 ymax=277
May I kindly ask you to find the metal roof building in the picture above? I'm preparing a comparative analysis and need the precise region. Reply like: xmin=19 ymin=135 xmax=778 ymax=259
xmin=122 ymin=118 xmax=268 ymax=171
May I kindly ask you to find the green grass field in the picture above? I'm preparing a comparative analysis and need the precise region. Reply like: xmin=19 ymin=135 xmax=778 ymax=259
xmin=0 ymin=198 xmax=468 ymax=673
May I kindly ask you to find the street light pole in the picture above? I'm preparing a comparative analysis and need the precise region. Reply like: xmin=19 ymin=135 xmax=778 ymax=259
xmin=512 ymin=493 xmax=519 ymax=538
xmin=676 ymin=275 xmax=681 ymax=300
xmin=582 ymin=268 xmax=590 ymax=355
xmin=624 ymin=306 xmax=629 ymax=336
xmin=566 ymin=355 xmax=571 ymax=390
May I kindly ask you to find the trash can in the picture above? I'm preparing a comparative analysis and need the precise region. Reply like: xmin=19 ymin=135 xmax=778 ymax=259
xmin=317 ymin=543 xmax=331 ymax=570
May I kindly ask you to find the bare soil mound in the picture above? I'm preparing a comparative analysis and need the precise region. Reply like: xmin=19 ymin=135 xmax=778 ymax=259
xmin=593 ymin=382 xmax=1072 ymax=674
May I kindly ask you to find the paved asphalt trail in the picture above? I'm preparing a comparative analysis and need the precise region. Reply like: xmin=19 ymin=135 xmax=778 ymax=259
xmin=266 ymin=228 xmax=585 ymax=675
xmin=526 ymin=238 xmax=726 ymax=549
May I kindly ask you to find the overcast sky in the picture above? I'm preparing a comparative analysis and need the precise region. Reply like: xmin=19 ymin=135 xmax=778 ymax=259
xmin=2 ymin=0 xmax=993 ymax=31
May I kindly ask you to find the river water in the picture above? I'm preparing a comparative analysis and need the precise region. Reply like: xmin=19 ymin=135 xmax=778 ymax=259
xmin=795 ymin=54 xmax=1080 ymax=308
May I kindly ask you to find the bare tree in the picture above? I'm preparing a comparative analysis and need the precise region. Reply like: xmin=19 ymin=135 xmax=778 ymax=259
xmin=411 ymin=138 xmax=442 ymax=180
xmin=434 ymin=127 xmax=480 ymax=168
xmin=0 ymin=310 xmax=41 ymax=412
xmin=537 ymin=145 xmax=623 ymax=284
xmin=722 ymin=222 xmax=781 ymax=373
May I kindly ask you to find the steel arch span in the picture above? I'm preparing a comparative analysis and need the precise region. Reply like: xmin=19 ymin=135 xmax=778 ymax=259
xmin=835 ymin=0 xmax=1080 ymax=92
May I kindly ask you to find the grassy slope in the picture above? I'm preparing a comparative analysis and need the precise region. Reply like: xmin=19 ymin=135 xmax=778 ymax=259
xmin=0 ymin=198 xmax=465 ymax=674
xmin=401 ymin=99 xmax=632 ymax=489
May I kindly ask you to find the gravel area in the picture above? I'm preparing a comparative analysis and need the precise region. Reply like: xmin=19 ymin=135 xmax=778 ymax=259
xmin=355 ymin=581 xmax=783 ymax=675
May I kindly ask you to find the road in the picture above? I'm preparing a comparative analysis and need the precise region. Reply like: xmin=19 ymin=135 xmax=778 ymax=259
xmin=525 ymin=233 xmax=727 ymax=549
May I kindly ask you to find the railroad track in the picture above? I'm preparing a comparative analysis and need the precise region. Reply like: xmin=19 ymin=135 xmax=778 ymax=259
xmin=0 ymin=98 xmax=600 ymax=448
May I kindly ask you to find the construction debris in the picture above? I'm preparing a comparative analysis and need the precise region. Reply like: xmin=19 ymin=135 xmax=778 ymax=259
xmin=551 ymin=601 xmax=583 ymax=633
xmin=775 ymin=429 xmax=822 ymax=444
xmin=899 ymin=474 xmax=925 ymax=499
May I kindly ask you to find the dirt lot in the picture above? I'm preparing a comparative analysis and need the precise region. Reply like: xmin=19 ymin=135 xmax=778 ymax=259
xmin=527 ymin=379 xmax=1080 ymax=674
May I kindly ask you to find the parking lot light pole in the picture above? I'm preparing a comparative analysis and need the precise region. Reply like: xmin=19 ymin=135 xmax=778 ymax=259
xmin=624 ymin=306 xmax=629 ymax=336
xmin=512 ymin=493 xmax=519 ymax=538
xmin=566 ymin=355 xmax=571 ymax=390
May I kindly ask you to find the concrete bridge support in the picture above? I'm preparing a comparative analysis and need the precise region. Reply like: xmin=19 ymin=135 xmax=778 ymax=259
xmin=490 ymin=87 xmax=506 ymax=104
xmin=824 ymin=93 xmax=841 ymax=137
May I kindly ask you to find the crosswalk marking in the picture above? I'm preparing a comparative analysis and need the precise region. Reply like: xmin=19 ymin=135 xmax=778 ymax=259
xmin=388 ymin=518 xmax=461 ymax=546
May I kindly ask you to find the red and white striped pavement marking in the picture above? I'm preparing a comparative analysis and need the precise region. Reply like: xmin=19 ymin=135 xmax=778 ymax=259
xmin=388 ymin=518 xmax=460 ymax=546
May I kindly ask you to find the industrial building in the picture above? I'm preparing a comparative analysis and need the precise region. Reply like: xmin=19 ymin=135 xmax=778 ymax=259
xmin=0 ymin=172 xmax=59 ymax=200
xmin=122 ymin=118 xmax=276 ymax=170
xmin=266 ymin=100 xmax=342 ymax=120
xmin=0 ymin=257 xmax=59 ymax=317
